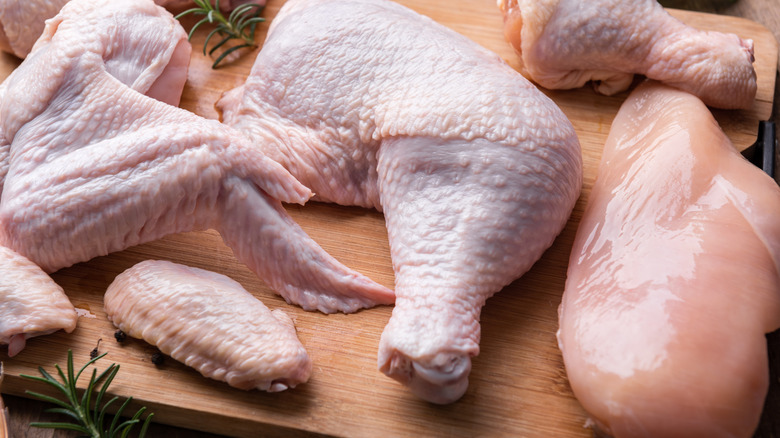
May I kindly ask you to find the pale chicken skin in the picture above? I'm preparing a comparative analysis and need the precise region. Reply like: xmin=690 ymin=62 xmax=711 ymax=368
xmin=498 ymin=0 xmax=757 ymax=109
xmin=0 ymin=246 xmax=77 ymax=357
xmin=0 ymin=0 xmax=261 ymax=59
xmin=218 ymin=0 xmax=582 ymax=403
xmin=0 ymin=0 xmax=392 ymax=314
xmin=105 ymin=260 xmax=312 ymax=391
xmin=558 ymin=81 xmax=780 ymax=438
xmin=0 ymin=0 xmax=69 ymax=58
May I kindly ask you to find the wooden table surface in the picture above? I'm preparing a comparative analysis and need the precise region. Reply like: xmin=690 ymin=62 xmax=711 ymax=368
xmin=3 ymin=0 xmax=780 ymax=437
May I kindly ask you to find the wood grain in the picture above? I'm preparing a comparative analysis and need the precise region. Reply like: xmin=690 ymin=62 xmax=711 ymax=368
xmin=1 ymin=1 xmax=779 ymax=437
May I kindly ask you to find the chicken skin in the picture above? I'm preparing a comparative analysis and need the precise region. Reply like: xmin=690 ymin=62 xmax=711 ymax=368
xmin=218 ymin=0 xmax=582 ymax=403
xmin=498 ymin=0 xmax=757 ymax=109
xmin=0 ymin=0 xmax=261 ymax=59
xmin=0 ymin=246 xmax=77 ymax=357
xmin=0 ymin=0 xmax=70 ymax=58
xmin=105 ymin=260 xmax=312 ymax=392
xmin=0 ymin=0 xmax=392 ymax=314
xmin=558 ymin=81 xmax=780 ymax=437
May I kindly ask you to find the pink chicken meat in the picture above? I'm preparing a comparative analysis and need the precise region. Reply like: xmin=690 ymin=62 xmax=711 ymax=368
xmin=218 ymin=0 xmax=582 ymax=403
xmin=559 ymin=81 xmax=780 ymax=437
xmin=105 ymin=260 xmax=312 ymax=392
xmin=0 ymin=0 xmax=392 ymax=314
xmin=498 ymin=0 xmax=757 ymax=109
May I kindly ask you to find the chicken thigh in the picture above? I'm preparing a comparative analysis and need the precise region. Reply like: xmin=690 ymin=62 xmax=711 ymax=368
xmin=218 ymin=0 xmax=582 ymax=403
xmin=559 ymin=81 xmax=780 ymax=437
xmin=0 ymin=0 xmax=392 ymax=314
xmin=498 ymin=0 xmax=757 ymax=109
xmin=105 ymin=260 xmax=312 ymax=392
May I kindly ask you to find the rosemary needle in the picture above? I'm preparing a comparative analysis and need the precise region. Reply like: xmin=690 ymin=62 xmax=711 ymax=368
xmin=20 ymin=350 xmax=153 ymax=438
xmin=176 ymin=0 xmax=266 ymax=68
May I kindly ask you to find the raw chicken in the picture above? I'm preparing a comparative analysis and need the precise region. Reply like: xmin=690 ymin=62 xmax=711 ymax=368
xmin=558 ymin=81 xmax=780 ymax=437
xmin=0 ymin=0 xmax=262 ymax=59
xmin=0 ymin=245 xmax=78 ymax=357
xmin=105 ymin=260 xmax=312 ymax=391
xmin=0 ymin=0 xmax=393 ymax=313
xmin=218 ymin=0 xmax=582 ymax=403
xmin=497 ymin=0 xmax=757 ymax=109
xmin=0 ymin=0 xmax=69 ymax=58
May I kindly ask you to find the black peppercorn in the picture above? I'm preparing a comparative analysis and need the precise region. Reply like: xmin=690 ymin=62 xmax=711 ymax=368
xmin=114 ymin=330 xmax=127 ymax=343
xmin=151 ymin=352 xmax=165 ymax=366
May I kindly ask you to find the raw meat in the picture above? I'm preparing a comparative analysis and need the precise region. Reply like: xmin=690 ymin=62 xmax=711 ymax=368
xmin=0 ymin=246 xmax=78 ymax=357
xmin=105 ymin=260 xmax=312 ymax=391
xmin=558 ymin=81 xmax=780 ymax=437
xmin=0 ymin=0 xmax=262 ymax=59
xmin=218 ymin=0 xmax=582 ymax=403
xmin=0 ymin=0 xmax=69 ymax=58
xmin=0 ymin=0 xmax=393 ymax=313
xmin=497 ymin=0 xmax=757 ymax=109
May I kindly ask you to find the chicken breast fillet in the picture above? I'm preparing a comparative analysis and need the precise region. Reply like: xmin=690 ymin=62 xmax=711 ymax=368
xmin=0 ymin=246 xmax=77 ymax=357
xmin=0 ymin=0 xmax=392 ymax=314
xmin=558 ymin=81 xmax=780 ymax=437
xmin=105 ymin=260 xmax=312 ymax=391
xmin=218 ymin=0 xmax=582 ymax=403
xmin=498 ymin=0 xmax=757 ymax=109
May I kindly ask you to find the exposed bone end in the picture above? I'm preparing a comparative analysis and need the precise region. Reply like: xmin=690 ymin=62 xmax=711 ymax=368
xmin=648 ymin=30 xmax=757 ymax=109
xmin=379 ymin=350 xmax=471 ymax=404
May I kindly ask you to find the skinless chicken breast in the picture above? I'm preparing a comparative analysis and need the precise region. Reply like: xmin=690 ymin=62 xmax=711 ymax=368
xmin=559 ymin=81 xmax=780 ymax=438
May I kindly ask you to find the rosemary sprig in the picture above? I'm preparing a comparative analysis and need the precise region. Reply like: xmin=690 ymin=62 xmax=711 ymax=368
xmin=20 ymin=350 xmax=153 ymax=438
xmin=176 ymin=0 xmax=265 ymax=68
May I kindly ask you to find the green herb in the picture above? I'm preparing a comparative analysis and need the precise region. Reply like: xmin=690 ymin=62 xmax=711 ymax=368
xmin=176 ymin=0 xmax=265 ymax=68
xmin=20 ymin=349 xmax=153 ymax=438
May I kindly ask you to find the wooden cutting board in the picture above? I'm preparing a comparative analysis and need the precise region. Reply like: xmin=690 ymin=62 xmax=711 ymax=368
xmin=1 ymin=1 xmax=778 ymax=437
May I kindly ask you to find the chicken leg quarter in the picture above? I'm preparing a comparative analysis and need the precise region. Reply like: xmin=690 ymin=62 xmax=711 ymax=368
xmin=0 ymin=0 xmax=393 ymax=314
xmin=218 ymin=0 xmax=582 ymax=403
